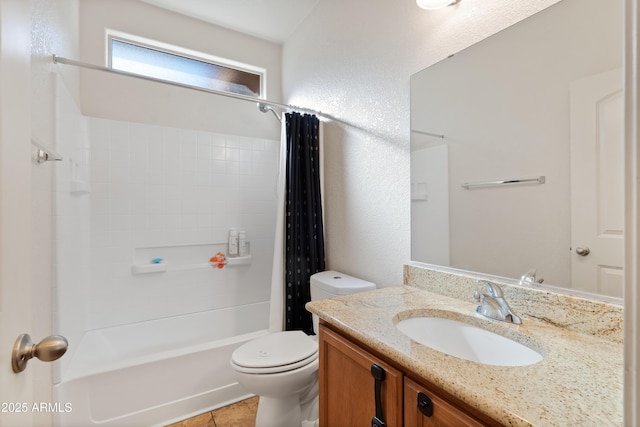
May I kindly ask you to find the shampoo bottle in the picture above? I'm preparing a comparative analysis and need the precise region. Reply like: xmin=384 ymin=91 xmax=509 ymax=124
xmin=238 ymin=230 xmax=248 ymax=257
xmin=228 ymin=229 xmax=238 ymax=257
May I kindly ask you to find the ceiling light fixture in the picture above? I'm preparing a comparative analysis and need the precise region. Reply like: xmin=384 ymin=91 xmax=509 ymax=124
xmin=416 ymin=0 xmax=461 ymax=10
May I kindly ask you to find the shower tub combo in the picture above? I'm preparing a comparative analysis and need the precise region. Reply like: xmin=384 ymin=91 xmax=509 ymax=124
xmin=54 ymin=303 xmax=269 ymax=427
xmin=51 ymin=50 xmax=281 ymax=426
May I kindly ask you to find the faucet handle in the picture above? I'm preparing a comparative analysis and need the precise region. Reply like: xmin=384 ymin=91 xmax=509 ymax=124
xmin=477 ymin=280 xmax=503 ymax=298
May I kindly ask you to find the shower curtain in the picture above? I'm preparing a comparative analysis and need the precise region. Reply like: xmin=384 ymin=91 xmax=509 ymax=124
xmin=269 ymin=120 xmax=287 ymax=333
xmin=269 ymin=112 xmax=325 ymax=335
xmin=285 ymin=112 xmax=325 ymax=334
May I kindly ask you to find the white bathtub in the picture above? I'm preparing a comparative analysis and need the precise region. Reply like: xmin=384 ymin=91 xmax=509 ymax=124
xmin=53 ymin=302 xmax=270 ymax=427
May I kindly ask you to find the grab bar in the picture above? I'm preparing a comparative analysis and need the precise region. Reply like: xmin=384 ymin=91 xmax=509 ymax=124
xmin=461 ymin=176 xmax=545 ymax=189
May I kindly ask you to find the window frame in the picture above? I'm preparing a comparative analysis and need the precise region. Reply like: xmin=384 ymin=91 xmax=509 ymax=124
xmin=105 ymin=30 xmax=267 ymax=99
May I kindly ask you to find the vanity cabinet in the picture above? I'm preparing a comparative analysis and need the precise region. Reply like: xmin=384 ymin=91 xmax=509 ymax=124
xmin=318 ymin=323 xmax=500 ymax=427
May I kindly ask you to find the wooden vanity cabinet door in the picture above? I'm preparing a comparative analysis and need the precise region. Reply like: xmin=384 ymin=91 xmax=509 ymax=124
xmin=318 ymin=324 xmax=403 ymax=427
xmin=404 ymin=377 xmax=488 ymax=427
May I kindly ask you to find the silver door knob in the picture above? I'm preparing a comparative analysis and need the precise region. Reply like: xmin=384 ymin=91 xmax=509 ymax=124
xmin=575 ymin=247 xmax=591 ymax=256
xmin=12 ymin=334 xmax=68 ymax=373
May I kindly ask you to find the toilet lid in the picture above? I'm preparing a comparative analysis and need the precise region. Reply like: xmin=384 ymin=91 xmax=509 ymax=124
xmin=231 ymin=330 xmax=318 ymax=370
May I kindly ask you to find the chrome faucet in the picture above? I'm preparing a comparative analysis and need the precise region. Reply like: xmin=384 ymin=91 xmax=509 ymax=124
xmin=473 ymin=281 xmax=522 ymax=324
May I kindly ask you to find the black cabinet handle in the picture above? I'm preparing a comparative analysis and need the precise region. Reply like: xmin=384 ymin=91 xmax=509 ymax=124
xmin=370 ymin=364 xmax=387 ymax=427
xmin=417 ymin=392 xmax=434 ymax=417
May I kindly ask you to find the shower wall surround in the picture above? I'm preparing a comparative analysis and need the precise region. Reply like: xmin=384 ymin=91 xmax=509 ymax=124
xmin=52 ymin=0 xmax=284 ymax=389
xmin=54 ymin=76 xmax=91 ymax=380
xmin=54 ymin=77 xmax=279 ymax=342
xmin=86 ymin=118 xmax=279 ymax=330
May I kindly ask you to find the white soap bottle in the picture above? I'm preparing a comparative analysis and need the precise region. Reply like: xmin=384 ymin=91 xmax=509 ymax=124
xmin=228 ymin=229 xmax=238 ymax=257
xmin=238 ymin=230 xmax=248 ymax=257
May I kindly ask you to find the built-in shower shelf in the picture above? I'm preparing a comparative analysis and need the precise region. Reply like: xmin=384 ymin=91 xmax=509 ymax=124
xmin=132 ymin=256 xmax=252 ymax=274
xmin=131 ymin=243 xmax=253 ymax=275
xmin=132 ymin=261 xmax=168 ymax=275
xmin=226 ymin=255 xmax=252 ymax=266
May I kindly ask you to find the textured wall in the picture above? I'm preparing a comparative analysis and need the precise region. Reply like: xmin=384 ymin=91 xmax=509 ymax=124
xmin=282 ymin=0 xmax=561 ymax=287
xmin=31 ymin=0 xmax=80 ymax=144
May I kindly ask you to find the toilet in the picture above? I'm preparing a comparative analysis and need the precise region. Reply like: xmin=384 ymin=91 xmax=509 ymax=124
xmin=230 ymin=270 xmax=376 ymax=427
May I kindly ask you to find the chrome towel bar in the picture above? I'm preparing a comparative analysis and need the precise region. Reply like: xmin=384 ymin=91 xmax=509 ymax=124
xmin=461 ymin=175 xmax=545 ymax=189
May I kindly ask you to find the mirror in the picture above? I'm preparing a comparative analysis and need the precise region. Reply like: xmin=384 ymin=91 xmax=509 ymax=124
xmin=410 ymin=0 xmax=624 ymax=298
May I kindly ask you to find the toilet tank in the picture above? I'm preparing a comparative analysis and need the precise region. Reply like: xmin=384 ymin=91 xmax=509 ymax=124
xmin=310 ymin=270 xmax=376 ymax=333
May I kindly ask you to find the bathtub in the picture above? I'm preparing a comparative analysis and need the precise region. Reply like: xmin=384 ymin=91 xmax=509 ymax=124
xmin=53 ymin=302 xmax=270 ymax=427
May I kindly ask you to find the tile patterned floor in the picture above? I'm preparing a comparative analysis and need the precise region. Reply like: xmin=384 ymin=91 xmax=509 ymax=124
xmin=166 ymin=397 xmax=258 ymax=427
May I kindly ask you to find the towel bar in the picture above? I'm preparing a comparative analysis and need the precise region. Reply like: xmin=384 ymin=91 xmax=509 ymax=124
xmin=461 ymin=176 xmax=545 ymax=189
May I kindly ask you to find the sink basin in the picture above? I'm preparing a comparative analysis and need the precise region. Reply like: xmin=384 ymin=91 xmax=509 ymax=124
xmin=396 ymin=316 xmax=543 ymax=366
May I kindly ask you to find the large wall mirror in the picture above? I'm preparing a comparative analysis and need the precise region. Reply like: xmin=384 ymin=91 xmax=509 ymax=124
xmin=410 ymin=0 xmax=623 ymax=298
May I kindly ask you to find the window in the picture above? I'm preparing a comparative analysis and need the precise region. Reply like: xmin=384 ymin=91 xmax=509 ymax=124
xmin=108 ymin=32 xmax=265 ymax=98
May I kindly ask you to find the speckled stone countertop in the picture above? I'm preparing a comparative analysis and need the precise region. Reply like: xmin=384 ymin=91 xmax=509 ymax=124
xmin=306 ymin=285 xmax=623 ymax=426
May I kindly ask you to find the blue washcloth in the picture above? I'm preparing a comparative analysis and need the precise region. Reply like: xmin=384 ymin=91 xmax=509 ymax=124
xmin=151 ymin=258 xmax=164 ymax=264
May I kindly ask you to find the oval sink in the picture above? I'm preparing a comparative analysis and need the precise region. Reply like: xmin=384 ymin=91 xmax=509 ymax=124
xmin=396 ymin=317 xmax=543 ymax=367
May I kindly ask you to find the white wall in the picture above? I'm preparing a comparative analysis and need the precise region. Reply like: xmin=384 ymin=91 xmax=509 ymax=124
xmin=282 ymin=0 xmax=562 ymax=287
xmin=78 ymin=0 xmax=281 ymax=140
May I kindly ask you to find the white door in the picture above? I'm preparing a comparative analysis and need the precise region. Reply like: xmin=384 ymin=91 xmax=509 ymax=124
xmin=570 ymin=68 xmax=624 ymax=297
xmin=0 ymin=1 xmax=46 ymax=426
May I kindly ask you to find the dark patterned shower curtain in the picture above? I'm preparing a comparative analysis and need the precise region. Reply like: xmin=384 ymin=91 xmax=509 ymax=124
xmin=284 ymin=112 xmax=325 ymax=335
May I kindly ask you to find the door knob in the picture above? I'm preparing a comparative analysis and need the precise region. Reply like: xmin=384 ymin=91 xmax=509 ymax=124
xmin=12 ymin=334 xmax=68 ymax=373
xmin=575 ymin=247 xmax=591 ymax=256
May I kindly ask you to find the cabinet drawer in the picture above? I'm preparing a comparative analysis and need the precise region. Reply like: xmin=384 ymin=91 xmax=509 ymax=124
xmin=404 ymin=377 xmax=487 ymax=427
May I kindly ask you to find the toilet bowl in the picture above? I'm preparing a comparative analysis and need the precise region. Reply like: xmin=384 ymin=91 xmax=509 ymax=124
xmin=229 ymin=270 xmax=376 ymax=427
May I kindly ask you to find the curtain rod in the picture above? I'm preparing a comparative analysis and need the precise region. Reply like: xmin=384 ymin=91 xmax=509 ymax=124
xmin=52 ymin=54 xmax=345 ymax=125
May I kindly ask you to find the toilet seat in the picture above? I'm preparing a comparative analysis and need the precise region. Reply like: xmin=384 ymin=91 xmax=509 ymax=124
xmin=231 ymin=330 xmax=318 ymax=374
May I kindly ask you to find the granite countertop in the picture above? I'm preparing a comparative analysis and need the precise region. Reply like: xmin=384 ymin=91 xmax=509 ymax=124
xmin=306 ymin=285 xmax=623 ymax=427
